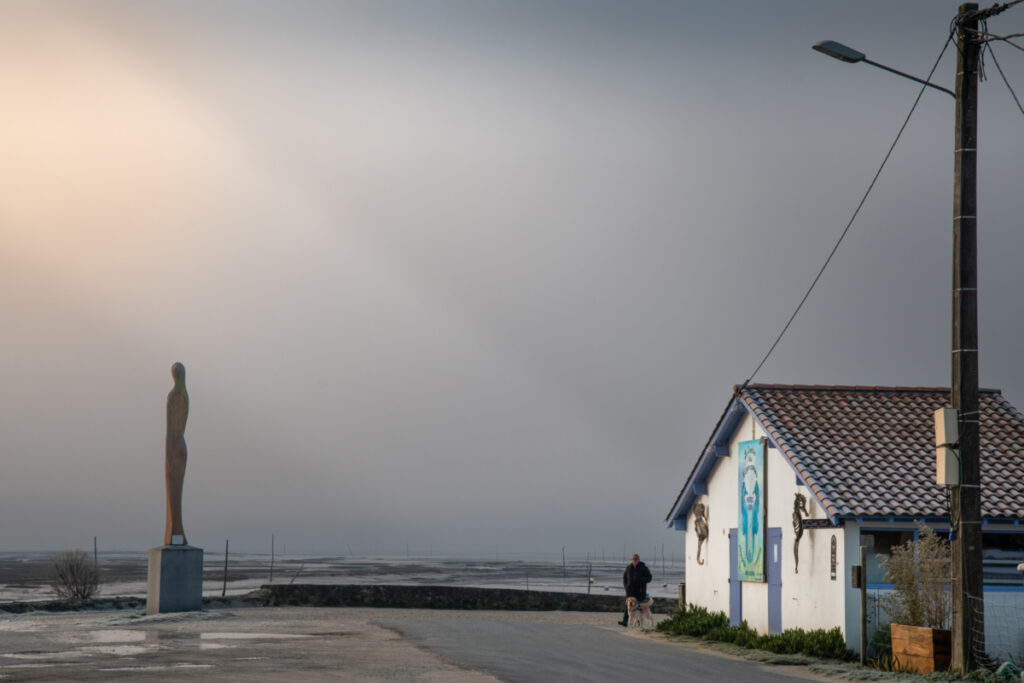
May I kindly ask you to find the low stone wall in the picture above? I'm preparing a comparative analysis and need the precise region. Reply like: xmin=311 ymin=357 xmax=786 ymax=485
xmin=0 ymin=596 xmax=147 ymax=614
xmin=254 ymin=584 xmax=677 ymax=614
xmin=0 ymin=586 xmax=677 ymax=615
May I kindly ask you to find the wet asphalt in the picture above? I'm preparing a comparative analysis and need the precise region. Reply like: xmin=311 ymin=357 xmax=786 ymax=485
xmin=380 ymin=617 xmax=834 ymax=683
xmin=0 ymin=607 xmax=837 ymax=682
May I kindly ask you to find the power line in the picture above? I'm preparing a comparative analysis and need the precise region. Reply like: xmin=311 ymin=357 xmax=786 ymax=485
xmin=966 ymin=0 xmax=1024 ymax=21
xmin=978 ymin=31 xmax=1024 ymax=51
xmin=739 ymin=33 xmax=955 ymax=391
xmin=986 ymin=43 xmax=1024 ymax=115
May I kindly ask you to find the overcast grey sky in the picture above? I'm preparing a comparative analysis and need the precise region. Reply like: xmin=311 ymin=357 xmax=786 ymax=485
xmin=1 ymin=1 xmax=1022 ymax=559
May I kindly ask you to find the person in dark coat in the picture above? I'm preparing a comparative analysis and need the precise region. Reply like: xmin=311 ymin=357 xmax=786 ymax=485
xmin=620 ymin=553 xmax=652 ymax=626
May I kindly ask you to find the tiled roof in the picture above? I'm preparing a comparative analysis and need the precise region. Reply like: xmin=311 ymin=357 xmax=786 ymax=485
xmin=739 ymin=384 xmax=1024 ymax=520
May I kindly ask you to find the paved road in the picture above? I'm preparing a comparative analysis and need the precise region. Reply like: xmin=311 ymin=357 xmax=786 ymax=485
xmin=380 ymin=618 xmax=832 ymax=683
xmin=0 ymin=607 xmax=838 ymax=682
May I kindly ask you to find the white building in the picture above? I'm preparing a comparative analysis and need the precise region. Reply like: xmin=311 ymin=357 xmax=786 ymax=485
xmin=665 ymin=384 xmax=1024 ymax=658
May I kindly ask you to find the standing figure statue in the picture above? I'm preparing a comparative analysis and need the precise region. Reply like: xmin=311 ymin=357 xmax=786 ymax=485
xmin=694 ymin=502 xmax=709 ymax=565
xmin=792 ymin=492 xmax=808 ymax=573
xmin=165 ymin=362 xmax=189 ymax=546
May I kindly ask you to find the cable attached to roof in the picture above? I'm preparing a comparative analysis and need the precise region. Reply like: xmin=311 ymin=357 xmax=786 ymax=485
xmin=737 ymin=32 xmax=956 ymax=395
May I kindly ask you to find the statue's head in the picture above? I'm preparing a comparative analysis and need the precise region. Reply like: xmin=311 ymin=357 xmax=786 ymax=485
xmin=171 ymin=362 xmax=186 ymax=384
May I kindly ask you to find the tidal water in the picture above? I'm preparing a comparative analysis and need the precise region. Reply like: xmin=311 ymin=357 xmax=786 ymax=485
xmin=0 ymin=552 xmax=685 ymax=603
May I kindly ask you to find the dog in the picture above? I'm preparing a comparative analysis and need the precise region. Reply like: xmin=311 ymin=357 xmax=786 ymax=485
xmin=626 ymin=596 xmax=655 ymax=628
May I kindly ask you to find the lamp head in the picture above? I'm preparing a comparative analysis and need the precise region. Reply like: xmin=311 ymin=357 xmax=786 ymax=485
xmin=812 ymin=40 xmax=866 ymax=64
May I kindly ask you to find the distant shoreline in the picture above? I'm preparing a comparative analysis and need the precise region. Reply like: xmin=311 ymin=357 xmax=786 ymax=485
xmin=0 ymin=553 xmax=686 ymax=603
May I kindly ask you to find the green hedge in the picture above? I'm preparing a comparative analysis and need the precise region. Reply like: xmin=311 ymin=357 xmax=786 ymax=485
xmin=656 ymin=605 xmax=855 ymax=661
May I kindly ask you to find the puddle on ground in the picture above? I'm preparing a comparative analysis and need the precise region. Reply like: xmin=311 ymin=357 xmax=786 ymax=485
xmin=78 ymin=645 xmax=150 ymax=656
xmin=199 ymin=632 xmax=311 ymax=640
xmin=86 ymin=630 xmax=147 ymax=643
xmin=99 ymin=663 xmax=214 ymax=672
xmin=1 ymin=651 xmax=90 ymax=660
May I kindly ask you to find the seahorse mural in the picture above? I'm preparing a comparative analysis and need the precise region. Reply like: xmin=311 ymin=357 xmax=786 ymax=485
xmin=793 ymin=492 xmax=809 ymax=573
xmin=694 ymin=502 xmax=709 ymax=565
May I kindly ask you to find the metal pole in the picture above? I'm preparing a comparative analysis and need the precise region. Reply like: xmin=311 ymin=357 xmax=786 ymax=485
xmin=222 ymin=540 xmax=229 ymax=597
xmin=860 ymin=546 xmax=867 ymax=667
xmin=951 ymin=3 xmax=982 ymax=673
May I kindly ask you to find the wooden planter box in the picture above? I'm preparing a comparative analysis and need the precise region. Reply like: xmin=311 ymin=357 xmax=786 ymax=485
xmin=890 ymin=623 xmax=951 ymax=674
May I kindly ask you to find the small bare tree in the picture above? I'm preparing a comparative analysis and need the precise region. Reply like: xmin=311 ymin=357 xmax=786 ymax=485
xmin=878 ymin=523 xmax=951 ymax=629
xmin=51 ymin=550 xmax=100 ymax=600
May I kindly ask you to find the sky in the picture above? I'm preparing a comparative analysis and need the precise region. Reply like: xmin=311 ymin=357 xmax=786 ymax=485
xmin=1 ymin=1 xmax=1022 ymax=561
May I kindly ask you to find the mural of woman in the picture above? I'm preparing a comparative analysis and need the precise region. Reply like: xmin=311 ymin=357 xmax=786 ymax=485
xmin=741 ymin=447 xmax=760 ymax=563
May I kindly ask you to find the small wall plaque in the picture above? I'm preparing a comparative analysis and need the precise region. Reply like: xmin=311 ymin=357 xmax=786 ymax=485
xmin=830 ymin=535 xmax=837 ymax=580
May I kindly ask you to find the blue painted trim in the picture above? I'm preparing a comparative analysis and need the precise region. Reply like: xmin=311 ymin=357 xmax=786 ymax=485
xmin=844 ymin=515 xmax=956 ymax=524
xmin=872 ymin=583 xmax=1024 ymax=592
xmin=980 ymin=518 xmax=1024 ymax=527
xmin=694 ymin=482 xmax=708 ymax=495
xmin=858 ymin=523 xmax=952 ymax=532
xmin=674 ymin=518 xmax=686 ymax=531
xmin=715 ymin=444 xmax=729 ymax=457
xmin=846 ymin=515 xmax=1024 ymax=527
xmin=767 ymin=439 xmax=777 ymax=449
xmin=665 ymin=395 xmax=750 ymax=528
xmin=796 ymin=475 xmax=804 ymax=487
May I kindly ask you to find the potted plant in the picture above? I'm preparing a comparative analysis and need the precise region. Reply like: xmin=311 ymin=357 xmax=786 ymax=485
xmin=878 ymin=523 xmax=951 ymax=674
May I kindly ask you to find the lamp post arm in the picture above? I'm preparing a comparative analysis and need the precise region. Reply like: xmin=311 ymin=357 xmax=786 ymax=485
xmin=862 ymin=58 xmax=956 ymax=98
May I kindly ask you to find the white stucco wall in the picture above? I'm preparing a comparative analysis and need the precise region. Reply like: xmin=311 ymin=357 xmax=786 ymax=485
xmin=767 ymin=440 xmax=846 ymax=636
xmin=685 ymin=428 xmax=736 ymax=617
xmin=684 ymin=411 xmax=848 ymax=637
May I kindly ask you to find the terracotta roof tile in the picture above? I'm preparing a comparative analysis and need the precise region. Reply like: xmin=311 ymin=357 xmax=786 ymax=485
xmin=740 ymin=384 xmax=1024 ymax=520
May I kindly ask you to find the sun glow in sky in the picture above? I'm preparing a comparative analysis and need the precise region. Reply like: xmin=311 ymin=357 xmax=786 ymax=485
xmin=1 ymin=1 xmax=1022 ymax=557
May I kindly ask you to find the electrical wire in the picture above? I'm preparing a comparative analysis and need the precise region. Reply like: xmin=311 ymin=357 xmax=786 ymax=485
xmin=967 ymin=0 xmax=1024 ymax=21
xmin=978 ymin=31 xmax=1024 ymax=45
xmin=986 ymin=43 xmax=1024 ymax=115
xmin=737 ymin=33 xmax=956 ymax=394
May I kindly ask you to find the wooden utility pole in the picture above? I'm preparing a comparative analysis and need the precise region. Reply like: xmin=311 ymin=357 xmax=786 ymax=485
xmin=950 ymin=3 xmax=982 ymax=673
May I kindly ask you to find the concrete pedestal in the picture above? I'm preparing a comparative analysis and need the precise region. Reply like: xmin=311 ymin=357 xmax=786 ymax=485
xmin=147 ymin=545 xmax=203 ymax=615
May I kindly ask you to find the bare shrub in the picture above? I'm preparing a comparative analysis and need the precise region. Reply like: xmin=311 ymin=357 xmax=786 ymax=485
xmin=878 ymin=522 xmax=950 ymax=628
xmin=51 ymin=550 xmax=99 ymax=600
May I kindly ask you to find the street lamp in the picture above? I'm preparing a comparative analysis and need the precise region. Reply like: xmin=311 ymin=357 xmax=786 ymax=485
xmin=812 ymin=40 xmax=956 ymax=98
xmin=814 ymin=6 xmax=982 ymax=672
